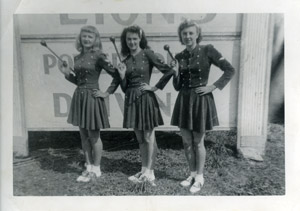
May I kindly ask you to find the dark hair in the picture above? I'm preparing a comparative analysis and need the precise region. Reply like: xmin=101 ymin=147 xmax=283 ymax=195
xmin=75 ymin=25 xmax=102 ymax=53
xmin=120 ymin=25 xmax=149 ymax=56
xmin=178 ymin=19 xmax=202 ymax=45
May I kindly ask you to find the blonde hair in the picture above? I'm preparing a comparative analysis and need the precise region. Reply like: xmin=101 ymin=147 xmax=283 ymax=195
xmin=178 ymin=19 xmax=202 ymax=44
xmin=75 ymin=25 xmax=102 ymax=52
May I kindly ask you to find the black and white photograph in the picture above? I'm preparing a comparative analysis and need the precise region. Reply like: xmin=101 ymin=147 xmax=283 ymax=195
xmin=1 ymin=0 xmax=299 ymax=210
xmin=12 ymin=12 xmax=284 ymax=196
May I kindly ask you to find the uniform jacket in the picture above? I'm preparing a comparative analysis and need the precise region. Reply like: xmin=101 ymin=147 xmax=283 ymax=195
xmin=173 ymin=44 xmax=235 ymax=91
xmin=65 ymin=49 xmax=119 ymax=94
xmin=120 ymin=49 xmax=174 ymax=92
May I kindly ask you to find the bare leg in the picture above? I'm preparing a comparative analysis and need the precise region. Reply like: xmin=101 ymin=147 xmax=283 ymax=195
xmin=180 ymin=128 xmax=196 ymax=172
xmin=79 ymin=127 xmax=93 ymax=165
xmin=189 ymin=131 xmax=206 ymax=193
xmin=88 ymin=130 xmax=102 ymax=166
xmin=144 ymin=129 xmax=157 ymax=170
xmin=192 ymin=131 xmax=206 ymax=175
xmin=134 ymin=129 xmax=147 ymax=170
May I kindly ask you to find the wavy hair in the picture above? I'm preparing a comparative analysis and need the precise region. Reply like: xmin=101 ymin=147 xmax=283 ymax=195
xmin=75 ymin=25 xmax=102 ymax=53
xmin=120 ymin=25 xmax=149 ymax=57
xmin=178 ymin=19 xmax=202 ymax=45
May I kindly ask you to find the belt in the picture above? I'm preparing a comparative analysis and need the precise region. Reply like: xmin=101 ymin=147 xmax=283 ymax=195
xmin=181 ymin=84 xmax=205 ymax=89
xmin=77 ymin=84 xmax=99 ymax=89
xmin=128 ymin=82 xmax=143 ymax=88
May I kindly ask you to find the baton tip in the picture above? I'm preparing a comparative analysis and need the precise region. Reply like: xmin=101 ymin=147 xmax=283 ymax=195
xmin=40 ymin=40 xmax=47 ymax=47
xmin=163 ymin=44 xmax=170 ymax=51
xmin=109 ymin=36 xmax=115 ymax=42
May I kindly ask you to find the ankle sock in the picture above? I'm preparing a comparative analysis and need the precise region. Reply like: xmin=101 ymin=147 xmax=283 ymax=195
xmin=195 ymin=174 xmax=204 ymax=182
xmin=86 ymin=164 xmax=92 ymax=172
xmin=143 ymin=168 xmax=155 ymax=180
xmin=92 ymin=165 xmax=101 ymax=176
xmin=190 ymin=171 xmax=197 ymax=177
xmin=141 ymin=167 xmax=146 ymax=174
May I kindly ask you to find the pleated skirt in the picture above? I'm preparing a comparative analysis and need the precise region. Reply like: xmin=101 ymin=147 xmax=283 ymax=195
xmin=123 ymin=87 xmax=164 ymax=130
xmin=171 ymin=88 xmax=219 ymax=133
xmin=67 ymin=87 xmax=110 ymax=130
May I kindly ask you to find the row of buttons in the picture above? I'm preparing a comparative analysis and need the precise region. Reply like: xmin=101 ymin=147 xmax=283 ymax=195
xmin=182 ymin=53 xmax=202 ymax=87
xmin=180 ymin=62 xmax=200 ymax=67
xmin=76 ymin=54 xmax=94 ymax=61
xmin=76 ymin=70 xmax=90 ymax=74
xmin=132 ymin=67 xmax=144 ymax=71
xmin=78 ymin=78 xmax=88 ymax=83
xmin=180 ymin=72 xmax=202 ymax=79
xmin=131 ymin=60 xmax=150 ymax=65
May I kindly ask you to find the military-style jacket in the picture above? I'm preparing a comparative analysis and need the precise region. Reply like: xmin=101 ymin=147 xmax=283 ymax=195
xmin=120 ymin=49 xmax=174 ymax=91
xmin=173 ymin=44 xmax=235 ymax=91
xmin=65 ymin=49 xmax=119 ymax=94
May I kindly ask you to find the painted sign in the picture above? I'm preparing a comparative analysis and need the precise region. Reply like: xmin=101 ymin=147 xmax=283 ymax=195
xmin=19 ymin=14 xmax=241 ymax=35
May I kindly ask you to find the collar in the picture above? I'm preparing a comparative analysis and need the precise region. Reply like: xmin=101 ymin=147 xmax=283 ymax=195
xmin=81 ymin=48 xmax=97 ymax=55
xmin=124 ymin=49 xmax=144 ymax=61
xmin=184 ymin=44 xmax=200 ymax=56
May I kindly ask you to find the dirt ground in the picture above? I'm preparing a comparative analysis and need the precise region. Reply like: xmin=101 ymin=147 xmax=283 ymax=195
xmin=13 ymin=123 xmax=284 ymax=196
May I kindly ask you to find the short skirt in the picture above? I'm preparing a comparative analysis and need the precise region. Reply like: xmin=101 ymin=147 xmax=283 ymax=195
xmin=171 ymin=87 xmax=219 ymax=133
xmin=67 ymin=87 xmax=110 ymax=130
xmin=123 ymin=87 xmax=163 ymax=130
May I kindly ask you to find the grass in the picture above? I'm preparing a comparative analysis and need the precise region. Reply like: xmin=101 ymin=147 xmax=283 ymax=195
xmin=13 ymin=124 xmax=285 ymax=196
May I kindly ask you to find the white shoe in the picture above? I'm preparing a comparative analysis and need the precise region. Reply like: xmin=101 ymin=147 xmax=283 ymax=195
xmin=128 ymin=172 xmax=143 ymax=183
xmin=76 ymin=170 xmax=89 ymax=182
xmin=139 ymin=174 xmax=157 ymax=187
xmin=76 ymin=175 xmax=90 ymax=182
xmin=92 ymin=169 xmax=101 ymax=178
xmin=180 ymin=176 xmax=195 ymax=187
xmin=189 ymin=178 xmax=204 ymax=193
xmin=91 ymin=165 xmax=102 ymax=178
xmin=76 ymin=171 xmax=95 ymax=182
xmin=93 ymin=171 xmax=101 ymax=178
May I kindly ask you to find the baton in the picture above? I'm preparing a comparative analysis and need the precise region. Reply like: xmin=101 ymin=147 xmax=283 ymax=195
xmin=109 ymin=36 xmax=122 ymax=62
xmin=163 ymin=44 xmax=176 ymax=61
xmin=40 ymin=40 xmax=74 ymax=73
